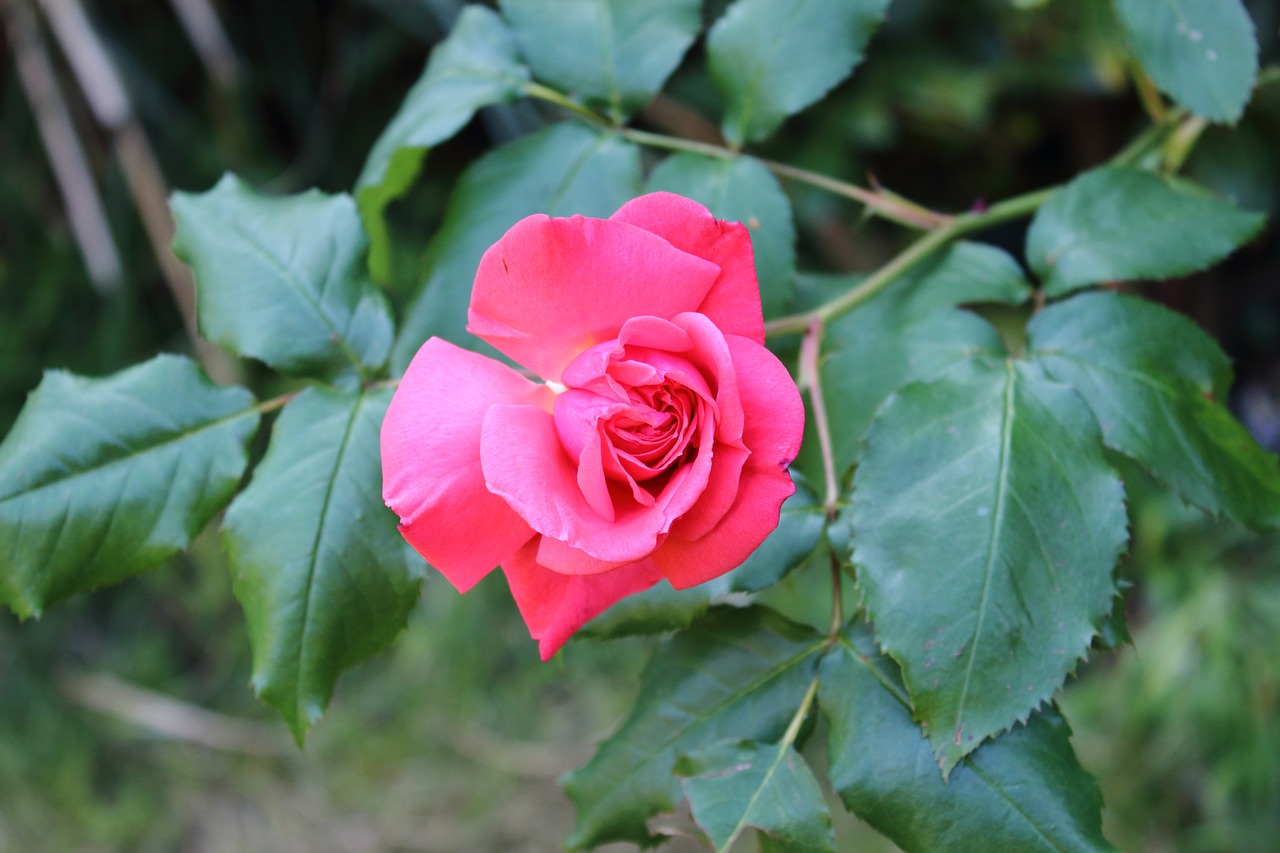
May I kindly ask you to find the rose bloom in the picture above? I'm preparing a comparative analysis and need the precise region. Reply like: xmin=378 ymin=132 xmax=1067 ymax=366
xmin=381 ymin=192 xmax=804 ymax=659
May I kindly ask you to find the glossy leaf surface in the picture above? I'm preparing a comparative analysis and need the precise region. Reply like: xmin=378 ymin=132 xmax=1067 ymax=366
xmin=1113 ymin=0 xmax=1258 ymax=123
xmin=1026 ymin=167 xmax=1264 ymax=297
xmin=0 ymin=355 xmax=257 ymax=617
xmin=1030 ymin=292 xmax=1280 ymax=529
xmin=499 ymin=0 xmax=699 ymax=116
xmin=172 ymin=175 xmax=394 ymax=381
xmin=851 ymin=359 xmax=1127 ymax=772
xmin=708 ymin=0 xmax=892 ymax=144
xmin=564 ymin=607 xmax=826 ymax=849
xmin=356 ymin=6 xmax=530 ymax=282
xmin=821 ymin=621 xmax=1116 ymax=852
xmin=678 ymin=739 xmax=834 ymax=853
xmin=223 ymin=386 xmax=423 ymax=743
xmin=805 ymin=241 xmax=1029 ymax=479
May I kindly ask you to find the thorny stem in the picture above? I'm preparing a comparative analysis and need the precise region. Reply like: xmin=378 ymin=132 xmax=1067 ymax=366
xmin=764 ymin=186 xmax=1058 ymax=336
xmin=799 ymin=317 xmax=840 ymax=520
xmin=829 ymin=550 xmax=845 ymax=638
xmin=522 ymin=81 xmax=613 ymax=127
xmin=523 ymin=85 xmax=951 ymax=231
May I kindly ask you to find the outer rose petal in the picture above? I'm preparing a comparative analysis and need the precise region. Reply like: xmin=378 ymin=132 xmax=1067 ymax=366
xmin=653 ymin=334 xmax=805 ymax=588
xmin=381 ymin=338 xmax=551 ymax=592
xmin=503 ymin=539 xmax=663 ymax=661
xmin=610 ymin=192 xmax=765 ymax=344
xmin=481 ymin=402 xmax=695 ymax=565
xmin=652 ymin=467 xmax=798 ymax=589
xmin=467 ymin=213 xmax=721 ymax=381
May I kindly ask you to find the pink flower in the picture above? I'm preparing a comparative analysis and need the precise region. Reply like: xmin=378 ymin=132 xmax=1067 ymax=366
xmin=381 ymin=193 xmax=804 ymax=659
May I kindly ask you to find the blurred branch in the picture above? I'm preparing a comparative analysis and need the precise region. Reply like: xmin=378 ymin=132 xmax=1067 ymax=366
xmin=166 ymin=0 xmax=240 ymax=89
xmin=39 ymin=0 xmax=237 ymax=382
xmin=523 ymin=82 xmax=953 ymax=230
xmin=0 ymin=0 xmax=122 ymax=292
xmin=764 ymin=186 xmax=1057 ymax=336
xmin=59 ymin=670 xmax=292 ymax=756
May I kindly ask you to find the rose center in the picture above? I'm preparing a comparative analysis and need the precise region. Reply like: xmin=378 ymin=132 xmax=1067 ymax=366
xmin=602 ymin=385 xmax=698 ymax=479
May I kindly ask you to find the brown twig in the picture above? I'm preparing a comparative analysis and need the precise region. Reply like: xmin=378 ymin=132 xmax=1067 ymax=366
xmin=39 ymin=0 xmax=238 ymax=382
xmin=1 ymin=0 xmax=122 ymax=291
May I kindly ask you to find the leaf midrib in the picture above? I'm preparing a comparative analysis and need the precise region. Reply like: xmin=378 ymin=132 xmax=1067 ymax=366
xmin=292 ymin=391 xmax=366 ymax=733
xmin=950 ymin=360 xmax=1016 ymax=745
xmin=574 ymin=633 xmax=825 ymax=833
xmin=213 ymin=206 xmax=371 ymax=380
xmin=0 ymin=404 xmax=256 ymax=506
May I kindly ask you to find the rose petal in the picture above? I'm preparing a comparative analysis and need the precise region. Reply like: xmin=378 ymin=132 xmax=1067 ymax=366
xmin=653 ymin=466 xmax=798 ymax=589
xmin=725 ymin=333 xmax=805 ymax=469
xmin=467 ymin=213 xmax=721 ymax=381
xmin=610 ymin=192 xmax=765 ymax=344
xmin=536 ymin=536 xmax=653 ymax=575
xmin=655 ymin=334 xmax=805 ymax=586
xmin=481 ymin=403 xmax=696 ymax=563
xmin=381 ymin=338 xmax=551 ymax=592
xmin=503 ymin=540 xmax=663 ymax=660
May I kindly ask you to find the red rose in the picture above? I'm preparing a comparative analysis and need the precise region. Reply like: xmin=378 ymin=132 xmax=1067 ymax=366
xmin=381 ymin=192 xmax=804 ymax=659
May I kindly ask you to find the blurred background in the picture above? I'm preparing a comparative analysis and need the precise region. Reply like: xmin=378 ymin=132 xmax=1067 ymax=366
xmin=1 ymin=0 xmax=1278 ymax=850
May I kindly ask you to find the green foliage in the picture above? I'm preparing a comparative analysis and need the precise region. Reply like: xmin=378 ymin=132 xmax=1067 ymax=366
xmin=1112 ymin=0 xmax=1259 ymax=123
xmin=499 ymin=0 xmax=699 ymax=117
xmin=1030 ymin=292 xmax=1280 ymax=529
xmin=391 ymin=123 xmax=641 ymax=372
xmin=707 ymin=0 xmax=892 ymax=144
xmin=677 ymin=739 xmax=835 ymax=853
xmin=171 ymin=176 xmax=395 ymax=382
xmin=356 ymin=6 xmax=531 ymax=283
xmin=223 ymin=386 xmax=423 ymax=743
xmin=851 ymin=359 xmax=1128 ymax=772
xmin=0 ymin=355 xmax=257 ymax=618
xmin=1026 ymin=166 xmax=1265 ymax=297
xmin=647 ymin=153 xmax=796 ymax=318
xmin=822 ymin=621 xmax=1116 ymax=853
xmin=564 ymin=607 xmax=826 ymax=849
xmin=802 ymin=241 xmax=1031 ymax=480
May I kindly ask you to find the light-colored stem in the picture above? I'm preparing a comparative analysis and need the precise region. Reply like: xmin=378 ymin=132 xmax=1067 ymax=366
xmin=764 ymin=187 xmax=1058 ymax=336
xmin=1 ymin=0 xmax=122 ymax=291
xmin=522 ymin=85 xmax=951 ymax=231
xmin=799 ymin=318 xmax=840 ymax=519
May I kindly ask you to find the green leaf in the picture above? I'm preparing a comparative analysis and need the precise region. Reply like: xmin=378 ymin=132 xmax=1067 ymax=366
xmin=355 ymin=6 xmax=530 ymax=283
xmin=223 ymin=385 xmax=423 ymax=743
xmin=172 ymin=174 xmax=394 ymax=382
xmin=580 ymin=476 xmax=825 ymax=638
xmin=708 ymin=0 xmax=892 ymax=145
xmin=821 ymin=621 xmax=1117 ymax=853
xmin=0 ymin=355 xmax=258 ymax=618
xmin=564 ymin=607 xmax=826 ymax=849
xmin=1026 ymin=166 xmax=1265 ymax=297
xmin=796 ymin=241 xmax=1031 ymax=483
xmin=1113 ymin=0 xmax=1259 ymax=123
xmin=391 ymin=123 xmax=641 ymax=373
xmin=851 ymin=359 xmax=1127 ymax=773
xmin=677 ymin=739 xmax=834 ymax=853
xmin=1029 ymin=291 xmax=1280 ymax=529
xmin=498 ymin=0 xmax=699 ymax=117
xmin=647 ymin=153 xmax=796 ymax=319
